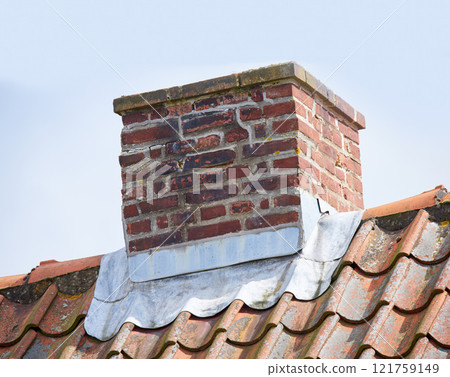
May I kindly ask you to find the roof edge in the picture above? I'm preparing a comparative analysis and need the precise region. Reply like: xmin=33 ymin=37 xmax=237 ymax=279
xmin=363 ymin=185 xmax=448 ymax=220
xmin=113 ymin=62 xmax=365 ymax=130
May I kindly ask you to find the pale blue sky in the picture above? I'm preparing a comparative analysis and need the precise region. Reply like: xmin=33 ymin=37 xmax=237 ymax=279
xmin=1 ymin=0 xmax=449 ymax=276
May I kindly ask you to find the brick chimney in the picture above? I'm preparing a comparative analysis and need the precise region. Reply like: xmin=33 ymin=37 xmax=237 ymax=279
xmin=114 ymin=62 xmax=365 ymax=256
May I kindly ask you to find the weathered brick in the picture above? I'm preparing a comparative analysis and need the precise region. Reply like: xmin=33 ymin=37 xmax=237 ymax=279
xmin=225 ymin=127 xmax=249 ymax=143
xmin=318 ymin=141 xmax=338 ymax=160
xmin=240 ymin=107 xmax=262 ymax=121
xmin=119 ymin=152 xmax=145 ymax=167
xmin=185 ymin=186 xmax=236 ymax=204
xmin=341 ymin=155 xmax=362 ymax=176
xmin=242 ymin=138 xmax=297 ymax=158
xmin=201 ymin=205 xmax=226 ymax=220
xmin=230 ymin=201 xmax=255 ymax=214
xmin=126 ymin=219 xmax=151 ymax=235
xmin=320 ymin=172 xmax=341 ymax=194
xmin=260 ymin=199 xmax=269 ymax=209
xmin=171 ymin=211 xmax=195 ymax=226
xmin=223 ymin=92 xmax=248 ymax=104
xmin=170 ymin=175 xmax=193 ymax=191
xmin=188 ymin=220 xmax=241 ymax=241
xmin=245 ymin=211 xmax=299 ymax=230
xmin=273 ymin=118 xmax=320 ymax=143
xmin=273 ymin=156 xmax=298 ymax=169
xmin=266 ymin=83 xmax=295 ymax=99
xmin=263 ymin=101 xmax=297 ymax=118
xmin=316 ymin=105 xmax=335 ymax=125
xmin=274 ymin=194 xmax=300 ymax=207
xmin=338 ymin=120 xmax=359 ymax=144
xmin=196 ymin=134 xmax=221 ymax=149
xmin=294 ymin=88 xmax=314 ymax=109
xmin=139 ymin=195 xmax=178 ymax=213
xmin=184 ymin=150 xmax=236 ymax=170
xmin=182 ymin=110 xmax=234 ymax=133
xmin=122 ymin=124 xmax=177 ymax=145
xmin=157 ymin=216 xmax=168 ymax=229
xmin=123 ymin=204 xmax=138 ymax=218
xmin=249 ymin=176 xmax=280 ymax=192
xmin=122 ymin=111 xmax=148 ymax=125
xmin=194 ymin=97 xmax=221 ymax=111
xmin=150 ymin=147 xmax=162 ymax=159
xmin=251 ymin=88 xmax=264 ymax=102
xmin=129 ymin=230 xmax=182 ymax=252
xmin=166 ymin=103 xmax=192 ymax=117
xmin=153 ymin=181 xmax=165 ymax=195
xmin=166 ymin=140 xmax=194 ymax=155
xmin=254 ymin=123 xmax=266 ymax=138
xmin=149 ymin=107 xmax=168 ymax=120
xmin=226 ymin=165 xmax=250 ymax=179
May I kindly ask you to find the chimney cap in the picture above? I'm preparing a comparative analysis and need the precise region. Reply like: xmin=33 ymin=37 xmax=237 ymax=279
xmin=113 ymin=61 xmax=365 ymax=130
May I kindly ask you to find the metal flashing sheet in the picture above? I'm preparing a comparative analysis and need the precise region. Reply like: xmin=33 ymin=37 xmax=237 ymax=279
xmin=85 ymin=210 xmax=363 ymax=341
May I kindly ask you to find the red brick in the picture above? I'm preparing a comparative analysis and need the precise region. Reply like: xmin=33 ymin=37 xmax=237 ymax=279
xmin=225 ymin=127 xmax=249 ymax=143
xmin=338 ymin=120 xmax=359 ymax=144
xmin=139 ymin=195 xmax=178 ymax=213
xmin=222 ymin=92 xmax=248 ymax=104
xmin=251 ymin=88 xmax=264 ymax=102
xmin=245 ymin=211 xmax=299 ymax=230
xmin=157 ymin=216 xmax=168 ymax=229
xmin=346 ymin=141 xmax=360 ymax=159
xmin=254 ymin=123 xmax=266 ymax=138
xmin=263 ymin=101 xmax=297 ymax=118
xmin=196 ymin=134 xmax=221 ymax=149
xmin=266 ymin=83 xmax=295 ymax=99
xmin=184 ymin=149 xmax=236 ymax=170
xmin=171 ymin=211 xmax=195 ymax=226
xmin=242 ymin=138 xmax=297 ymax=158
xmin=226 ymin=165 xmax=250 ymax=179
xmin=240 ymin=107 xmax=262 ymax=121
xmin=320 ymin=172 xmax=341 ymax=194
xmin=167 ymin=103 xmax=192 ymax=117
xmin=122 ymin=125 xmax=176 ymax=145
xmin=185 ymin=186 xmax=237 ymax=204
xmin=150 ymin=147 xmax=162 ymax=159
xmin=316 ymin=105 xmax=335 ymax=126
xmin=341 ymin=155 xmax=362 ymax=176
xmin=188 ymin=220 xmax=241 ymax=241
xmin=294 ymin=88 xmax=314 ymax=110
xmin=274 ymin=194 xmax=300 ymax=207
xmin=126 ymin=219 xmax=151 ymax=235
xmin=171 ymin=175 xmax=193 ymax=191
xmin=166 ymin=140 xmax=194 ymax=155
xmin=323 ymin=156 xmax=336 ymax=175
xmin=249 ymin=176 xmax=280 ymax=192
xmin=201 ymin=205 xmax=226 ymax=220
xmin=194 ymin=97 xmax=221 ymax=111
xmin=119 ymin=152 xmax=145 ymax=167
xmin=149 ymin=107 xmax=168 ymax=120
xmin=230 ymin=201 xmax=255 ymax=214
xmin=273 ymin=156 xmax=298 ymax=169
xmin=153 ymin=181 xmax=165 ymax=194
xmin=327 ymin=192 xmax=338 ymax=210
xmin=308 ymin=111 xmax=322 ymax=132
xmin=182 ymin=110 xmax=234 ymax=134
xmin=129 ymin=230 xmax=182 ymax=252
xmin=122 ymin=111 xmax=148 ymax=125
xmin=335 ymin=167 xmax=346 ymax=182
xmin=123 ymin=204 xmax=138 ymax=218
xmin=258 ymin=199 xmax=269 ymax=210
xmin=273 ymin=118 xmax=320 ymax=143
xmin=318 ymin=141 xmax=338 ymax=160
xmin=347 ymin=173 xmax=363 ymax=194
xmin=343 ymin=187 xmax=364 ymax=209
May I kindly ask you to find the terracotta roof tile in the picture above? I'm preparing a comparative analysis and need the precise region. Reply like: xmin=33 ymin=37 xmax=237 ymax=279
xmin=0 ymin=187 xmax=449 ymax=359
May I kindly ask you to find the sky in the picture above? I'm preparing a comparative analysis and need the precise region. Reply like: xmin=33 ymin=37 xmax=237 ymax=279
xmin=0 ymin=0 xmax=449 ymax=277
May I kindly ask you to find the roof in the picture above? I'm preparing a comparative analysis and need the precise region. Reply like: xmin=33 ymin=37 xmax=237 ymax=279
xmin=0 ymin=187 xmax=448 ymax=359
